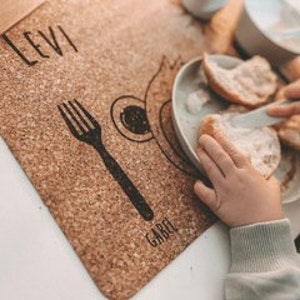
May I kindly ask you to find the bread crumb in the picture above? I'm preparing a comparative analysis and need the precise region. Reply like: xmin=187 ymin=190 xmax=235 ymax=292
xmin=185 ymin=88 xmax=210 ymax=114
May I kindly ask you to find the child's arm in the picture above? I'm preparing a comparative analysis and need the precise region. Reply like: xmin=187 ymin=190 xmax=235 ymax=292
xmin=225 ymin=219 xmax=300 ymax=299
xmin=194 ymin=132 xmax=300 ymax=299
xmin=268 ymin=79 xmax=300 ymax=117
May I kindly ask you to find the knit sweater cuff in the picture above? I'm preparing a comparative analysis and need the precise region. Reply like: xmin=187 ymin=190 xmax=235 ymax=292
xmin=229 ymin=219 xmax=298 ymax=273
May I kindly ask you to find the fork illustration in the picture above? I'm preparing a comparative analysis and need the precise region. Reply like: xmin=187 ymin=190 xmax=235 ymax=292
xmin=57 ymin=99 xmax=154 ymax=221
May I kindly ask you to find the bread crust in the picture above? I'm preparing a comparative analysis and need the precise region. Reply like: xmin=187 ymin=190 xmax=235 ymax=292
xmin=202 ymin=57 xmax=251 ymax=106
xmin=198 ymin=115 xmax=217 ymax=137
xmin=202 ymin=54 xmax=277 ymax=108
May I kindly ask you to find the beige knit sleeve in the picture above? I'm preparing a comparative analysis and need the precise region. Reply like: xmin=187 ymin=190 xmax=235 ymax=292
xmin=225 ymin=219 xmax=300 ymax=299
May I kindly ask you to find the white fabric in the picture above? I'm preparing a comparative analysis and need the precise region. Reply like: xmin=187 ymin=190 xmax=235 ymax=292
xmin=225 ymin=219 xmax=300 ymax=299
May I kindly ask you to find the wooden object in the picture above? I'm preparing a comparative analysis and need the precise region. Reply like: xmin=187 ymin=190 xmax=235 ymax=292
xmin=0 ymin=0 xmax=45 ymax=34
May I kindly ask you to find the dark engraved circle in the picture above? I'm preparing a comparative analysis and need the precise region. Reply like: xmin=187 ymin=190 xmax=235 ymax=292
xmin=120 ymin=105 xmax=150 ymax=135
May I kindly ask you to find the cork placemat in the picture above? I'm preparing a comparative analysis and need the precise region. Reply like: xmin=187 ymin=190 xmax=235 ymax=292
xmin=0 ymin=0 xmax=217 ymax=299
xmin=1 ymin=0 xmax=299 ymax=298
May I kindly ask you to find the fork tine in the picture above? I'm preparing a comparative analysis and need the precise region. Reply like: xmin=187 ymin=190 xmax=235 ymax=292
xmin=69 ymin=100 xmax=92 ymax=130
xmin=74 ymin=99 xmax=100 ymax=129
xmin=62 ymin=102 xmax=86 ymax=134
xmin=57 ymin=104 xmax=81 ymax=138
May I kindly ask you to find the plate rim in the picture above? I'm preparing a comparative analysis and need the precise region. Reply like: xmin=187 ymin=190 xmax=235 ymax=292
xmin=171 ymin=54 xmax=243 ymax=174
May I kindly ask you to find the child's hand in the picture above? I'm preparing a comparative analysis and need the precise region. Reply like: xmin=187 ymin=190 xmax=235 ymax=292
xmin=267 ymin=79 xmax=300 ymax=117
xmin=194 ymin=132 xmax=283 ymax=227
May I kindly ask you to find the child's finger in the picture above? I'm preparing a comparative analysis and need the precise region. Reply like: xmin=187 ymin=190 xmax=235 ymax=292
xmin=199 ymin=134 xmax=235 ymax=175
xmin=267 ymin=102 xmax=300 ymax=117
xmin=197 ymin=147 xmax=224 ymax=186
xmin=213 ymin=131 xmax=249 ymax=168
xmin=284 ymin=79 xmax=300 ymax=99
xmin=194 ymin=180 xmax=218 ymax=211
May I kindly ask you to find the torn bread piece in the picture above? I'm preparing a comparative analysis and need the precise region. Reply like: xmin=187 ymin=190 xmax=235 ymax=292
xmin=202 ymin=54 xmax=278 ymax=108
xmin=199 ymin=113 xmax=281 ymax=178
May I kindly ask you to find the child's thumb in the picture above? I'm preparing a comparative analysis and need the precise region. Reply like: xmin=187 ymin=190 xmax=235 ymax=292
xmin=285 ymin=81 xmax=300 ymax=99
xmin=194 ymin=180 xmax=217 ymax=211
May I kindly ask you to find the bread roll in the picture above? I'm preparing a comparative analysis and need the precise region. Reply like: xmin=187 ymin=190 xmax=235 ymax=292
xmin=202 ymin=54 xmax=278 ymax=107
xmin=199 ymin=113 xmax=281 ymax=178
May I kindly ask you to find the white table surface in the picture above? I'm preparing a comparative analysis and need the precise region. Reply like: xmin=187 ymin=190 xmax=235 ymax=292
xmin=1 ymin=136 xmax=300 ymax=300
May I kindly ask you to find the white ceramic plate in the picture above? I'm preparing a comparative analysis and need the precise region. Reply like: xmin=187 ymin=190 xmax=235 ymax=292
xmin=172 ymin=55 xmax=242 ymax=174
xmin=172 ymin=54 xmax=300 ymax=204
xmin=235 ymin=0 xmax=300 ymax=66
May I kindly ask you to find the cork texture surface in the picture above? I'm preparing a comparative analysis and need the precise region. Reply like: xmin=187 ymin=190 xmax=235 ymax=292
xmin=0 ymin=0 xmax=216 ymax=299
xmin=2 ymin=0 xmax=299 ymax=298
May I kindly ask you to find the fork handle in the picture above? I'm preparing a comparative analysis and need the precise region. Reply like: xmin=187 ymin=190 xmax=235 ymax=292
xmin=93 ymin=143 xmax=154 ymax=221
